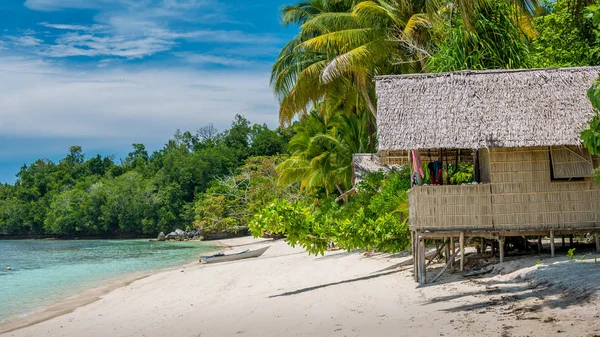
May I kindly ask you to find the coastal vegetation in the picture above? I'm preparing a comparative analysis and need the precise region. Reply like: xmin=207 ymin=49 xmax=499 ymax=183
xmin=0 ymin=116 xmax=291 ymax=236
xmin=3 ymin=0 xmax=600 ymax=255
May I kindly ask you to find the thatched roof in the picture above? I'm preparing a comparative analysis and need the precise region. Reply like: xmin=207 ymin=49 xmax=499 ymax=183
xmin=352 ymin=154 xmax=390 ymax=185
xmin=376 ymin=67 xmax=600 ymax=151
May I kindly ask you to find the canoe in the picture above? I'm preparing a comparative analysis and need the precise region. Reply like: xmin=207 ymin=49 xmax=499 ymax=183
xmin=199 ymin=246 xmax=270 ymax=264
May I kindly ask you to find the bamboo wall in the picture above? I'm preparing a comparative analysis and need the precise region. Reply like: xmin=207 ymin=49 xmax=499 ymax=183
xmin=407 ymin=146 xmax=600 ymax=232
xmin=408 ymin=184 xmax=493 ymax=230
xmin=490 ymin=146 xmax=600 ymax=231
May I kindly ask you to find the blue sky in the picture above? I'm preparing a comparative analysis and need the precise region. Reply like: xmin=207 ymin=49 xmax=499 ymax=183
xmin=0 ymin=0 xmax=296 ymax=183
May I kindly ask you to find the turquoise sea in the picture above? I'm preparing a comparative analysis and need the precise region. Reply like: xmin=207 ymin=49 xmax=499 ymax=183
xmin=0 ymin=239 xmax=217 ymax=323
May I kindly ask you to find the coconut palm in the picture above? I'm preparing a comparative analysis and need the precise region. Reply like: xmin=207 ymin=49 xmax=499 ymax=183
xmin=272 ymin=0 xmax=432 ymax=125
xmin=277 ymin=106 xmax=373 ymax=195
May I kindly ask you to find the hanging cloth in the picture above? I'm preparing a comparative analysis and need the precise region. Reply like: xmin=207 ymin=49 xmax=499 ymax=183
xmin=428 ymin=162 xmax=435 ymax=184
xmin=433 ymin=161 xmax=443 ymax=184
xmin=411 ymin=150 xmax=425 ymax=180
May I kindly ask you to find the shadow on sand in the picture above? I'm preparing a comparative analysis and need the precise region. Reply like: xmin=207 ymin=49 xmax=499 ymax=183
xmin=269 ymin=269 xmax=399 ymax=298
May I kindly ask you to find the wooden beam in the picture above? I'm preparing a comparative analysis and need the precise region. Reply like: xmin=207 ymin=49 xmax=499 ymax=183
xmin=499 ymin=237 xmax=505 ymax=263
xmin=413 ymin=231 xmax=418 ymax=282
xmin=450 ymin=236 xmax=455 ymax=271
xmin=459 ymin=232 xmax=465 ymax=272
xmin=537 ymin=236 xmax=542 ymax=253
xmin=418 ymin=235 xmax=426 ymax=286
xmin=550 ymin=231 xmax=555 ymax=258
xmin=569 ymin=234 xmax=574 ymax=247
xmin=444 ymin=236 xmax=450 ymax=263
xmin=418 ymin=228 xmax=600 ymax=239
xmin=432 ymin=248 xmax=459 ymax=283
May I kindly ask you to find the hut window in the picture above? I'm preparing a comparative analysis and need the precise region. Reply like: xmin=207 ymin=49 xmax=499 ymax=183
xmin=549 ymin=146 xmax=594 ymax=180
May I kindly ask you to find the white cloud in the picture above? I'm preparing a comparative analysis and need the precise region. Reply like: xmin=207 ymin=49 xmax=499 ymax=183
xmin=20 ymin=0 xmax=279 ymax=60
xmin=38 ymin=22 xmax=104 ymax=31
xmin=7 ymin=35 xmax=44 ymax=47
xmin=176 ymin=52 xmax=259 ymax=67
xmin=0 ymin=57 xmax=278 ymax=143
xmin=39 ymin=33 xmax=175 ymax=58
xmin=24 ymin=0 xmax=118 ymax=11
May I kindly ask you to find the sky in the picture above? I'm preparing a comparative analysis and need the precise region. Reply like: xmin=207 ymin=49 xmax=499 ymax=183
xmin=0 ymin=0 xmax=296 ymax=183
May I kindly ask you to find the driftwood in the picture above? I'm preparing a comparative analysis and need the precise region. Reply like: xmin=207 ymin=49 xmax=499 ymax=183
xmin=426 ymin=240 xmax=449 ymax=268
xmin=462 ymin=265 xmax=494 ymax=277
xmin=431 ymin=248 xmax=459 ymax=283
xmin=397 ymin=249 xmax=441 ymax=268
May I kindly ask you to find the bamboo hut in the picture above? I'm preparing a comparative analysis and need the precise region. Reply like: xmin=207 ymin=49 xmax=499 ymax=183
xmin=371 ymin=67 xmax=600 ymax=284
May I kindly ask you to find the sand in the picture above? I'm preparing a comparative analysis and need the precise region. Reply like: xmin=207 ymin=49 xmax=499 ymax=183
xmin=2 ymin=237 xmax=600 ymax=337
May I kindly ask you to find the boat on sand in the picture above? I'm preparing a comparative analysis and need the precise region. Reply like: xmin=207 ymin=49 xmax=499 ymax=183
xmin=199 ymin=246 xmax=270 ymax=264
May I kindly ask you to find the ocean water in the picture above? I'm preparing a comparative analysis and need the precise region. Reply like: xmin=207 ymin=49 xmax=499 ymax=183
xmin=0 ymin=239 xmax=217 ymax=323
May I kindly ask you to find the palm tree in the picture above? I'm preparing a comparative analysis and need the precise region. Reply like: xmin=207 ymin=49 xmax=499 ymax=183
xmin=277 ymin=106 xmax=373 ymax=195
xmin=272 ymin=0 xmax=432 ymax=125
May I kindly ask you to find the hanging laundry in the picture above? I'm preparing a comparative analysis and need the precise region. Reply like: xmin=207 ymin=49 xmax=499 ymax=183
xmin=412 ymin=172 xmax=419 ymax=186
xmin=411 ymin=150 xmax=424 ymax=180
xmin=433 ymin=161 xmax=441 ymax=181
xmin=427 ymin=162 xmax=436 ymax=184
xmin=433 ymin=161 xmax=443 ymax=184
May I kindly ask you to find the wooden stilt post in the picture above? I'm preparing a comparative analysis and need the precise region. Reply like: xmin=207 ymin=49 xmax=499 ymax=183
xmin=537 ymin=236 xmax=542 ymax=253
xmin=569 ymin=234 xmax=574 ymax=247
xmin=481 ymin=237 xmax=485 ymax=254
xmin=595 ymin=233 xmax=599 ymax=254
xmin=413 ymin=231 xmax=418 ymax=282
xmin=491 ymin=240 xmax=495 ymax=257
xmin=459 ymin=232 xmax=465 ymax=272
xmin=499 ymin=237 xmax=505 ymax=263
xmin=562 ymin=235 xmax=565 ymax=248
xmin=419 ymin=235 xmax=426 ymax=286
xmin=450 ymin=236 xmax=455 ymax=271
xmin=444 ymin=236 xmax=450 ymax=263
xmin=550 ymin=231 xmax=555 ymax=258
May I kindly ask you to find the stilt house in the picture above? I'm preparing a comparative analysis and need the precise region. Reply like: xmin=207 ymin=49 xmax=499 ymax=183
xmin=372 ymin=67 xmax=600 ymax=284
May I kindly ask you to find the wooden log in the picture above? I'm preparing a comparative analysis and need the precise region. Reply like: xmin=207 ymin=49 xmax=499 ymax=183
xmin=499 ymin=237 xmax=505 ymax=263
xmin=459 ymin=232 xmax=465 ymax=272
xmin=431 ymin=248 xmax=459 ymax=283
xmin=550 ymin=231 xmax=555 ymax=258
xmin=450 ymin=236 xmax=455 ymax=271
xmin=418 ymin=235 xmax=426 ymax=285
xmin=537 ymin=236 xmax=542 ymax=253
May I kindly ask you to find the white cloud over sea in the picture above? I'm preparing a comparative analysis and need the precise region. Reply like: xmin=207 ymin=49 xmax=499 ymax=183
xmin=0 ymin=56 xmax=277 ymax=142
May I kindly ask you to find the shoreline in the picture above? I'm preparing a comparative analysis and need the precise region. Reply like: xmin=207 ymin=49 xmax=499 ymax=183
xmin=4 ymin=237 xmax=600 ymax=337
xmin=0 ymin=239 xmax=233 ymax=335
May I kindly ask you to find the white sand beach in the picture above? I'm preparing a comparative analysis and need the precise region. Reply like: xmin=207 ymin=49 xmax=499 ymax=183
xmin=2 ymin=237 xmax=600 ymax=337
